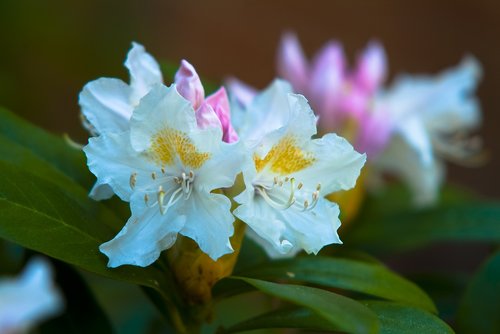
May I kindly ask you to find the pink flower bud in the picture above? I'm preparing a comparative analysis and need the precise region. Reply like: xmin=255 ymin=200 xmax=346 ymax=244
xmin=174 ymin=59 xmax=205 ymax=110
xmin=205 ymin=87 xmax=239 ymax=143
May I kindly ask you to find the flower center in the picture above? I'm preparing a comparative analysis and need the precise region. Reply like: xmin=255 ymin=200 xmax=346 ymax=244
xmin=254 ymin=176 xmax=321 ymax=212
xmin=129 ymin=169 xmax=196 ymax=215
xmin=150 ymin=127 xmax=210 ymax=169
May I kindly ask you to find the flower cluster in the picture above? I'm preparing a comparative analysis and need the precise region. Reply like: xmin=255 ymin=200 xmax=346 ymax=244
xmin=81 ymin=43 xmax=366 ymax=266
xmin=230 ymin=33 xmax=483 ymax=206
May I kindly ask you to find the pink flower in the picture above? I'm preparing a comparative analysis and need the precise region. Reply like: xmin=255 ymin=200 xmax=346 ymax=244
xmin=174 ymin=60 xmax=238 ymax=143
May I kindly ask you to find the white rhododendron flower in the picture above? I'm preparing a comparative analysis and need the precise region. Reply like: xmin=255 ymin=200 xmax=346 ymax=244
xmin=84 ymin=85 xmax=244 ymax=267
xmin=373 ymin=57 xmax=482 ymax=205
xmin=233 ymin=80 xmax=366 ymax=257
xmin=0 ymin=258 xmax=63 ymax=334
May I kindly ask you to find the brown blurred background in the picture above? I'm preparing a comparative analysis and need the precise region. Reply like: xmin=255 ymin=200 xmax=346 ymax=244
xmin=0 ymin=0 xmax=498 ymax=197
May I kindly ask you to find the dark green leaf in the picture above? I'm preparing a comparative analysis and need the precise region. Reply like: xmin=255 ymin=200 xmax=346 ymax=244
xmin=347 ymin=203 xmax=500 ymax=253
xmin=236 ymin=256 xmax=436 ymax=313
xmin=222 ymin=307 xmax=340 ymax=333
xmin=363 ymin=301 xmax=454 ymax=334
xmin=227 ymin=277 xmax=380 ymax=334
xmin=457 ymin=250 xmax=500 ymax=334
xmin=0 ymin=107 xmax=93 ymax=188
xmin=0 ymin=160 xmax=174 ymax=303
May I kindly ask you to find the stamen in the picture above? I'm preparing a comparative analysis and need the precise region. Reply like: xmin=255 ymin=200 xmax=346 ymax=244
xmin=273 ymin=176 xmax=278 ymax=185
xmin=144 ymin=194 xmax=149 ymax=205
xmin=151 ymin=172 xmax=157 ymax=180
xmin=161 ymin=167 xmax=166 ymax=174
xmin=303 ymin=200 xmax=309 ymax=210
xmin=129 ymin=173 xmax=137 ymax=189
xmin=157 ymin=188 xmax=166 ymax=214
xmin=297 ymin=182 xmax=303 ymax=190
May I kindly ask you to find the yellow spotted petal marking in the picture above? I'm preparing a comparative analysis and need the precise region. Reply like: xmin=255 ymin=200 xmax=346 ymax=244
xmin=254 ymin=136 xmax=315 ymax=174
xmin=150 ymin=128 xmax=210 ymax=169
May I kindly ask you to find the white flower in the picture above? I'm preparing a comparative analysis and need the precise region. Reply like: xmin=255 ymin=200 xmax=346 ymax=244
xmin=84 ymin=84 xmax=244 ymax=267
xmin=0 ymin=258 xmax=63 ymax=334
xmin=232 ymin=80 xmax=366 ymax=258
xmin=373 ymin=57 xmax=482 ymax=205
xmin=79 ymin=42 xmax=163 ymax=200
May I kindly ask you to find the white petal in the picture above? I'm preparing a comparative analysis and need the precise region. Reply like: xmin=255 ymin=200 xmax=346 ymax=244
xmin=237 ymin=79 xmax=294 ymax=145
xmin=0 ymin=258 xmax=62 ymax=333
xmin=233 ymin=194 xmax=291 ymax=256
xmin=396 ymin=115 xmax=434 ymax=166
xmin=375 ymin=134 xmax=444 ymax=206
xmin=292 ymin=133 xmax=366 ymax=195
xmin=100 ymin=192 xmax=186 ymax=267
xmin=196 ymin=140 xmax=247 ymax=193
xmin=79 ymin=78 xmax=132 ymax=134
xmin=178 ymin=191 xmax=235 ymax=260
xmin=89 ymin=181 xmax=114 ymax=200
xmin=84 ymin=131 xmax=153 ymax=201
xmin=129 ymin=84 xmax=196 ymax=152
xmin=381 ymin=57 xmax=482 ymax=133
xmin=278 ymin=197 xmax=342 ymax=255
xmin=125 ymin=42 xmax=163 ymax=106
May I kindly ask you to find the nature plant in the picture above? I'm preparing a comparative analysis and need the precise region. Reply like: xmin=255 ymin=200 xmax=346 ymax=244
xmin=0 ymin=38 xmax=498 ymax=334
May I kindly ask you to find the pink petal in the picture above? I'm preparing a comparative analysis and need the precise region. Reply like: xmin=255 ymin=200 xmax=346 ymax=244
xmin=276 ymin=32 xmax=309 ymax=93
xmin=205 ymin=87 xmax=239 ymax=143
xmin=355 ymin=106 xmax=393 ymax=158
xmin=354 ymin=41 xmax=387 ymax=93
xmin=174 ymin=59 xmax=205 ymax=110
xmin=309 ymin=41 xmax=346 ymax=127
xmin=195 ymin=102 xmax=222 ymax=131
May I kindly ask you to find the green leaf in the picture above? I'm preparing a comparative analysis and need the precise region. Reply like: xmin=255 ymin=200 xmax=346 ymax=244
xmin=0 ymin=107 xmax=93 ymax=188
xmin=347 ymin=203 xmax=500 ymax=253
xmin=226 ymin=277 xmax=380 ymax=334
xmin=457 ymin=250 xmax=500 ymax=334
xmin=364 ymin=301 xmax=454 ymax=334
xmin=235 ymin=256 xmax=436 ymax=313
xmin=222 ymin=302 xmax=453 ymax=334
xmin=0 ymin=160 xmax=173 ymax=302
xmin=222 ymin=307 xmax=340 ymax=333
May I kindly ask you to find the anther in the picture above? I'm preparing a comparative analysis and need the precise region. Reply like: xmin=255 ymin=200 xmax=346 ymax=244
xmin=297 ymin=182 xmax=303 ymax=190
xmin=189 ymin=170 xmax=194 ymax=179
xmin=303 ymin=200 xmax=309 ymax=210
xmin=273 ymin=176 xmax=278 ymax=185
xmin=278 ymin=181 xmax=283 ymax=187
xmin=285 ymin=177 xmax=289 ymax=182
xmin=144 ymin=194 xmax=149 ymax=204
xmin=129 ymin=173 xmax=137 ymax=189
xmin=161 ymin=167 xmax=166 ymax=174
xmin=151 ymin=172 xmax=156 ymax=180
xmin=316 ymin=184 xmax=321 ymax=191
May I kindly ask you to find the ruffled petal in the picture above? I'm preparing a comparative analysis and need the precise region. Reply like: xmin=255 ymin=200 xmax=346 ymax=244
xmin=174 ymin=59 xmax=205 ymax=110
xmin=79 ymin=78 xmax=132 ymax=134
xmin=278 ymin=197 xmax=342 ymax=255
xmin=0 ymin=258 xmax=62 ymax=333
xmin=99 ymin=193 xmax=186 ymax=267
xmin=129 ymin=84 xmax=196 ymax=152
xmin=233 ymin=195 xmax=292 ymax=255
xmin=89 ymin=181 xmax=115 ymax=201
xmin=226 ymin=77 xmax=257 ymax=108
xmin=276 ymin=32 xmax=309 ymax=93
xmin=292 ymin=133 xmax=366 ymax=195
xmin=179 ymin=191 xmax=235 ymax=260
xmin=84 ymin=131 xmax=153 ymax=201
xmin=236 ymin=79 xmax=294 ymax=145
xmin=125 ymin=42 xmax=163 ymax=106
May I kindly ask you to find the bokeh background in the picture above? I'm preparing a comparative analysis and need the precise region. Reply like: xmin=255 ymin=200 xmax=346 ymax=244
xmin=0 ymin=0 xmax=498 ymax=198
